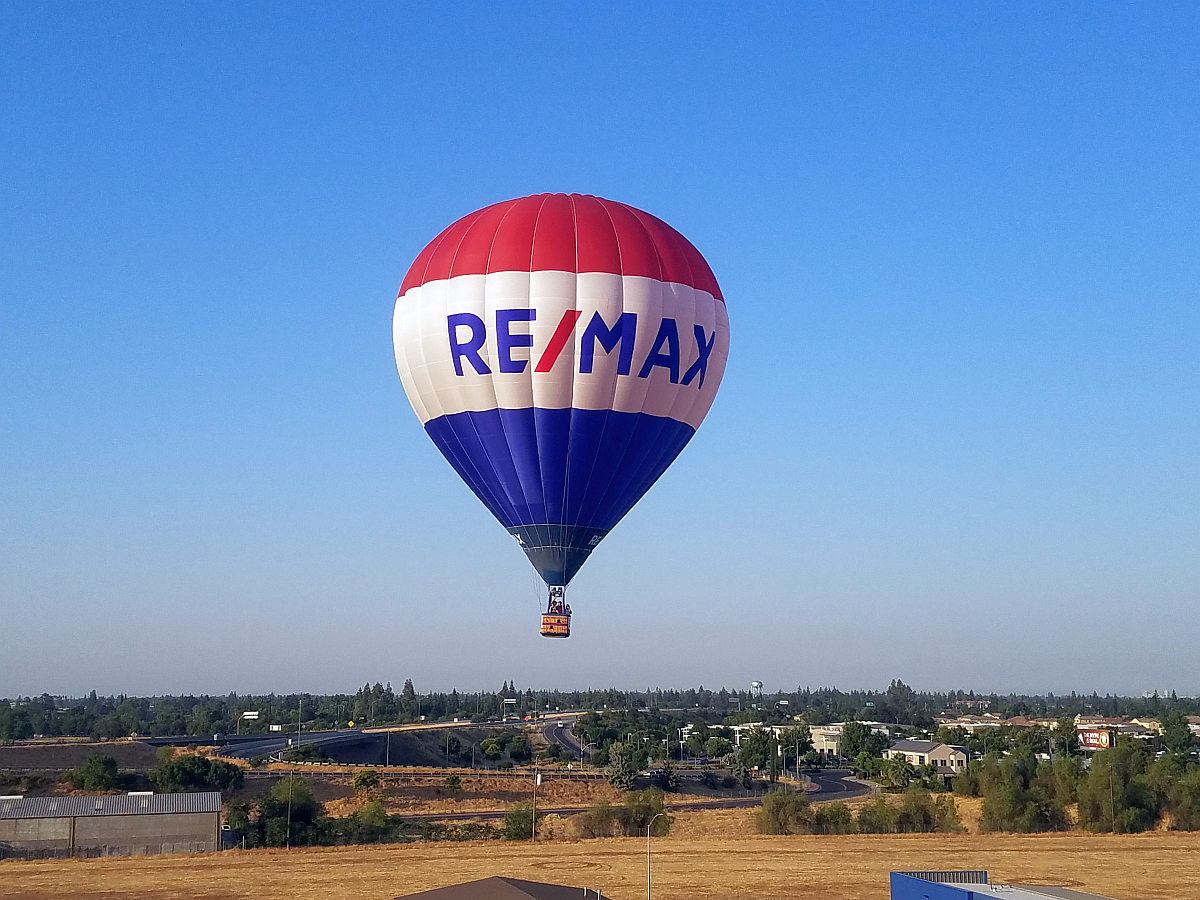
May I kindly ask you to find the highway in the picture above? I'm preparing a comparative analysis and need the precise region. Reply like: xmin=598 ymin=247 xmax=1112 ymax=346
xmin=145 ymin=714 xmax=590 ymax=762
xmin=542 ymin=719 xmax=587 ymax=761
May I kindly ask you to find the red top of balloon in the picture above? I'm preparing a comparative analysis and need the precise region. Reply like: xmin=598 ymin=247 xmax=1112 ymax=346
xmin=399 ymin=193 xmax=723 ymax=302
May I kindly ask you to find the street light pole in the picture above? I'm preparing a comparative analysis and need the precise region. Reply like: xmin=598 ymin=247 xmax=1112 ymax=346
xmin=646 ymin=812 xmax=666 ymax=900
xmin=531 ymin=769 xmax=541 ymax=843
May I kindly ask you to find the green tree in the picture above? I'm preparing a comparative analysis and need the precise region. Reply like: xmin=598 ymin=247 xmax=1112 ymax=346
xmin=255 ymin=776 xmax=326 ymax=847
xmin=1167 ymin=767 xmax=1200 ymax=831
xmin=1161 ymin=709 xmax=1196 ymax=761
xmin=1077 ymin=742 xmax=1164 ymax=833
xmin=840 ymin=721 xmax=888 ymax=759
xmin=855 ymin=751 xmax=884 ymax=780
xmin=606 ymin=741 xmax=638 ymax=790
xmin=655 ymin=759 xmax=681 ymax=792
xmin=151 ymin=755 xmax=244 ymax=793
xmin=739 ymin=727 xmax=774 ymax=770
xmin=480 ymin=736 xmax=503 ymax=758
xmin=975 ymin=750 xmax=1070 ymax=833
xmin=71 ymin=754 xmax=121 ymax=791
xmin=618 ymin=788 xmax=669 ymax=836
xmin=352 ymin=770 xmax=381 ymax=794
xmin=778 ymin=725 xmax=814 ymax=769
xmin=1052 ymin=718 xmax=1080 ymax=757
xmin=224 ymin=800 xmax=253 ymax=833
xmin=730 ymin=751 xmax=754 ymax=789
xmin=703 ymin=736 xmax=733 ymax=758
xmin=933 ymin=725 xmax=971 ymax=747
xmin=882 ymin=755 xmax=915 ymax=789
xmin=401 ymin=679 xmax=419 ymax=721
xmin=0 ymin=707 xmax=34 ymax=741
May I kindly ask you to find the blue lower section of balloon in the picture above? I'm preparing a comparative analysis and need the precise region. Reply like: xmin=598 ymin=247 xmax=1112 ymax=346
xmin=423 ymin=407 xmax=696 ymax=585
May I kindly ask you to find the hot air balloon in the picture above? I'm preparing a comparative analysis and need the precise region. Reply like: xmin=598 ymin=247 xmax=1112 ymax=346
xmin=392 ymin=193 xmax=729 ymax=637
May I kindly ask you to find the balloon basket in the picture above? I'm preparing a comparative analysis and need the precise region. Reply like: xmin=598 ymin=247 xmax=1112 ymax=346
xmin=540 ymin=614 xmax=571 ymax=638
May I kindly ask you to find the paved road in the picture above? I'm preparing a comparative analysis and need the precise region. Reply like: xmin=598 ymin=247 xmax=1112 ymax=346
xmin=542 ymin=720 xmax=587 ymax=761
xmin=146 ymin=715 xmax=590 ymax=762
xmin=804 ymin=768 xmax=872 ymax=801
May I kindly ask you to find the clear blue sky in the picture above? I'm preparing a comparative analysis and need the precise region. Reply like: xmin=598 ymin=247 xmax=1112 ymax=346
xmin=2 ymin=3 xmax=1197 ymax=697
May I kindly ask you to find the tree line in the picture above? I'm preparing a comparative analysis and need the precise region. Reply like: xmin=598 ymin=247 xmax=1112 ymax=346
xmin=2 ymin=680 xmax=1197 ymax=742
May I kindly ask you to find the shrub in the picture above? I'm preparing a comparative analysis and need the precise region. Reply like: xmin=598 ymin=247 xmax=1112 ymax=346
xmin=811 ymin=801 xmax=856 ymax=834
xmin=442 ymin=821 xmax=501 ymax=841
xmin=856 ymin=797 xmax=900 ymax=833
xmin=754 ymin=789 xmax=812 ymax=835
xmin=504 ymin=802 xmax=543 ymax=840
xmin=575 ymin=799 xmax=618 ymax=838
xmin=898 ymin=788 xmax=963 ymax=833
xmin=352 ymin=769 xmax=381 ymax=794
xmin=443 ymin=774 xmax=462 ymax=794
xmin=283 ymin=743 xmax=327 ymax=762
xmin=853 ymin=791 xmax=963 ymax=834
xmin=618 ymin=788 xmax=669 ymax=837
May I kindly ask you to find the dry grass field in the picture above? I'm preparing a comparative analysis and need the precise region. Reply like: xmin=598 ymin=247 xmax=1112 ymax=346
xmin=317 ymin=774 xmax=624 ymax=817
xmin=3 ymin=809 xmax=1198 ymax=900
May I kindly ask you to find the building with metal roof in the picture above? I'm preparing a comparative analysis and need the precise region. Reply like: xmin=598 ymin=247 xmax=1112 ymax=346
xmin=892 ymin=871 xmax=1116 ymax=900
xmin=0 ymin=791 xmax=222 ymax=859
xmin=396 ymin=877 xmax=604 ymax=900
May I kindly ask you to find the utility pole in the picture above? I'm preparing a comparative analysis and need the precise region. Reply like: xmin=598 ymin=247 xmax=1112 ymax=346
xmin=531 ymin=769 xmax=540 ymax=842
xmin=286 ymin=696 xmax=301 ymax=849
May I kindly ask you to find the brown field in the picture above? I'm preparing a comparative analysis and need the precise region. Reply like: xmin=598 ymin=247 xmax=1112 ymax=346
xmin=3 ymin=810 xmax=1198 ymax=900
xmin=318 ymin=774 xmax=625 ymax=817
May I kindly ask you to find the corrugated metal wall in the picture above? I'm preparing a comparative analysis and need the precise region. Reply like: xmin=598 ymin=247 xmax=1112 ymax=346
xmin=0 ymin=811 xmax=219 ymax=859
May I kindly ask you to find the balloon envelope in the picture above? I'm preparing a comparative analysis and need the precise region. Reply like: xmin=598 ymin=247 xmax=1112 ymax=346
xmin=393 ymin=193 xmax=729 ymax=587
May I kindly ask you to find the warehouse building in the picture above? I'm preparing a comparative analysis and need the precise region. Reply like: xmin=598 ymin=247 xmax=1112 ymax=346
xmin=891 ymin=870 xmax=1115 ymax=900
xmin=396 ymin=877 xmax=598 ymax=900
xmin=0 ymin=791 xmax=222 ymax=859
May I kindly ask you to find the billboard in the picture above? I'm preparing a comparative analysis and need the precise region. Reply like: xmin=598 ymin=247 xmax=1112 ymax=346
xmin=1077 ymin=728 xmax=1115 ymax=751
